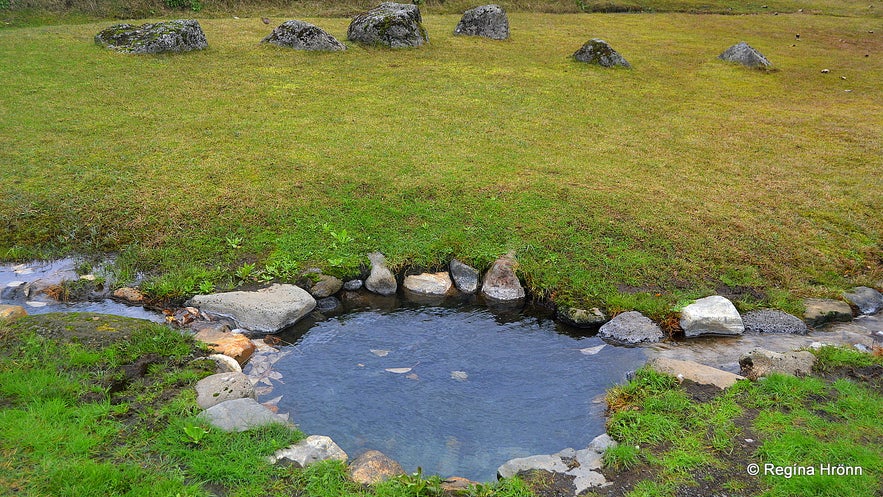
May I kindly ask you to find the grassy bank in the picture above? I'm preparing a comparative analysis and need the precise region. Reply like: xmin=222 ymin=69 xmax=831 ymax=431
xmin=1 ymin=12 xmax=881 ymax=315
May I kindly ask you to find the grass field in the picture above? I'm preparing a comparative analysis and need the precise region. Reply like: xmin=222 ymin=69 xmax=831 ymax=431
xmin=1 ymin=10 xmax=881 ymax=314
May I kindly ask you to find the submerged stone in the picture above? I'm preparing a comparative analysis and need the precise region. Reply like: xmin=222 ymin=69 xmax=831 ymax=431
xmin=803 ymin=298 xmax=853 ymax=327
xmin=347 ymin=2 xmax=428 ymax=48
xmin=95 ymin=19 xmax=208 ymax=54
xmin=262 ymin=19 xmax=347 ymax=51
xmin=454 ymin=4 xmax=510 ymax=40
xmin=572 ymin=39 xmax=630 ymax=68
xmin=718 ymin=41 xmax=772 ymax=69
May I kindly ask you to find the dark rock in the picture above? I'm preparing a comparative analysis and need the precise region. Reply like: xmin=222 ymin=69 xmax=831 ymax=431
xmin=842 ymin=286 xmax=883 ymax=315
xmin=572 ymin=39 xmax=630 ymax=68
xmin=742 ymin=309 xmax=808 ymax=335
xmin=556 ymin=306 xmax=607 ymax=329
xmin=449 ymin=259 xmax=479 ymax=294
xmin=310 ymin=274 xmax=344 ymax=298
xmin=803 ymin=298 xmax=853 ymax=327
xmin=343 ymin=279 xmax=363 ymax=291
xmin=316 ymin=296 xmax=342 ymax=313
xmin=262 ymin=19 xmax=347 ymax=51
xmin=598 ymin=311 xmax=663 ymax=343
xmin=347 ymin=2 xmax=428 ymax=48
xmin=454 ymin=4 xmax=509 ymax=40
xmin=718 ymin=41 xmax=772 ymax=69
xmin=95 ymin=19 xmax=208 ymax=54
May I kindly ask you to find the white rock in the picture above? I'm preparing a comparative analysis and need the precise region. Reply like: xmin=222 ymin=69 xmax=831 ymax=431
xmin=680 ymin=296 xmax=744 ymax=337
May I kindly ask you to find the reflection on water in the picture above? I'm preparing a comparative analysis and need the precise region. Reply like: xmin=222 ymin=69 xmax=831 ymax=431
xmin=263 ymin=304 xmax=646 ymax=481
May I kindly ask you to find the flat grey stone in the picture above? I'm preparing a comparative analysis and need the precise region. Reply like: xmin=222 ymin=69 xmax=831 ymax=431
xmin=198 ymin=398 xmax=288 ymax=432
xmin=803 ymin=298 xmax=853 ymax=327
xmin=598 ymin=311 xmax=663 ymax=344
xmin=843 ymin=287 xmax=883 ymax=315
xmin=95 ymin=19 xmax=208 ymax=54
xmin=680 ymin=296 xmax=744 ymax=337
xmin=572 ymin=39 xmax=630 ymax=67
xmin=453 ymin=4 xmax=509 ymax=40
xmin=195 ymin=372 xmax=255 ymax=409
xmin=649 ymin=357 xmax=745 ymax=389
xmin=347 ymin=2 xmax=428 ymax=48
xmin=718 ymin=41 xmax=771 ymax=69
xmin=497 ymin=454 xmax=568 ymax=479
xmin=739 ymin=347 xmax=816 ymax=380
xmin=742 ymin=309 xmax=808 ymax=335
xmin=269 ymin=435 xmax=348 ymax=467
xmin=187 ymin=284 xmax=316 ymax=333
xmin=365 ymin=252 xmax=397 ymax=295
xmin=449 ymin=259 xmax=479 ymax=294
xmin=262 ymin=19 xmax=346 ymax=51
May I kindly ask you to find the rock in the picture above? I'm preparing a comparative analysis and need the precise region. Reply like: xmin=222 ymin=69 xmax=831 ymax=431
xmin=347 ymin=2 xmax=428 ymax=48
xmin=403 ymin=271 xmax=453 ymax=295
xmin=587 ymin=433 xmax=616 ymax=453
xmin=310 ymin=274 xmax=343 ymax=298
xmin=198 ymin=398 xmax=289 ymax=432
xmin=195 ymin=372 xmax=255 ymax=409
xmin=343 ymin=279 xmax=363 ymax=291
xmin=449 ymin=259 xmax=479 ymax=294
xmin=112 ymin=287 xmax=145 ymax=303
xmin=648 ymin=357 xmax=745 ymax=389
xmin=262 ymin=19 xmax=347 ymax=51
xmin=194 ymin=328 xmax=257 ymax=366
xmin=441 ymin=476 xmax=478 ymax=494
xmin=269 ymin=435 xmax=348 ymax=467
xmin=598 ymin=311 xmax=663 ymax=344
xmin=497 ymin=454 xmax=568 ymax=479
xmin=481 ymin=254 xmax=525 ymax=302
xmin=842 ymin=287 xmax=883 ymax=315
xmin=803 ymin=298 xmax=853 ymax=327
xmin=347 ymin=450 xmax=405 ymax=484
xmin=315 ymin=296 xmax=342 ymax=313
xmin=680 ymin=296 xmax=744 ymax=337
xmin=188 ymin=284 xmax=316 ymax=333
xmin=95 ymin=19 xmax=208 ymax=54
xmin=718 ymin=41 xmax=772 ymax=69
xmin=365 ymin=252 xmax=398 ymax=296
xmin=742 ymin=309 xmax=808 ymax=335
xmin=557 ymin=306 xmax=608 ymax=329
xmin=0 ymin=304 xmax=27 ymax=323
xmin=453 ymin=4 xmax=509 ymax=40
xmin=572 ymin=39 xmax=630 ymax=68
xmin=196 ymin=353 xmax=243 ymax=373
xmin=738 ymin=347 xmax=816 ymax=380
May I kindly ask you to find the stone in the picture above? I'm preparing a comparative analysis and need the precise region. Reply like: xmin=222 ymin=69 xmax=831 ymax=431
xmin=347 ymin=450 xmax=405 ymax=484
xmin=718 ymin=41 xmax=772 ymax=69
xmin=316 ymin=296 xmax=342 ymax=313
xmin=803 ymin=298 xmax=853 ymax=327
xmin=449 ymin=259 xmax=479 ymax=294
xmin=95 ymin=19 xmax=208 ymax=54
xmin=453 ymin=4 xmax=509 ymax=40
xmin=347 ymin=2 xmax=428 ymax=48
xmin=112 ymin=287 xmax=145 ymax=303
xmin=262 ymin=19 xmax=347 ymax=51
xmin=598 ymin=311 xmax=663 ymax=344
xmin=742 ymin=309 xmax=808 ymax=335
xmin=198 ymin=398 xmax=288 ymax=432
xmin=343 ymin=279 xmax=363 ymax=291
xmin=739 ymin=347 xmax=817 ymax=380
xmin=842 ymin=287 xmax=883 ymax=315
xmin=365 ymin=252 xmax=397 ymax=296
xmin=481 ymin=254 xmax=525 ymax=302
xmin=188 ymin=284 xmax=316 ymax=333
xmin=587 ymin=433 xmax=617 ymax=453
xmin=195 ymin=372 xmax=255 ymax=409
xmin=194 ymin=328 xmax=256 ymax=366
xmin=572 ymin=39 xmax=630 ymax=68
xmin=310 ymin=274 xmax=343 ymax=298
xmin=680 ymin=296 xmax=744 ymax=337
xmin=403 ymin=271 xmax=454 ymax=295
xmin=197 ymin=353 xmax=243 ymax=373
xmin=440 ymin=476 xmax=478 ymax=494
xmin=648 ymin=357 xmax=745 ymax=389
xmin=557 ymin=306 xmax=608 ymax=329
xmin=497 ymin=454 xmax=568 ymax=479
xmin=0 ymin=304 xmax=27 ymax=323
xmin=269 ymin=435 xmax=348 ymax=467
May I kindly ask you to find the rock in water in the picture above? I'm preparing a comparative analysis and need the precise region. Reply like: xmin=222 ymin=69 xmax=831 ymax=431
xmin=718 ymin=41 xmax=772 ymax=69
xmin=187 ymin=284 xmax=316 ymax=334
xmin=480 ymin=253 xmax=525 ymax=302
xmin=742 ymin=309 xmax=807 ymax=335
xmin=572 ymin=39 xmax=630 ymax=68
xmin=842 ymin=286 xmax=883 ymax=315
xmin=365 ymin=252 xmax=397 ymax=295
xmin=347 ymin=2 xmax=428 ymax=48
xmin=262 ymin=20 xmax=347 ymax=51
xmin=598 ymin=311 xmax=663 ymax=343
xmin=803 ymin=298 xmax=853 ymax=327
xmin=95 ymin=19 xmax=208 ymax=54
xmin=680 ymin=296 xmax=744 ymax=337
xmin=449 ymin=259 xmax=479 ymax=294
xmin=403 ymin=271 xmax=453 ymax=295
xmin=454 ymin=4 xmax=510 ymax=40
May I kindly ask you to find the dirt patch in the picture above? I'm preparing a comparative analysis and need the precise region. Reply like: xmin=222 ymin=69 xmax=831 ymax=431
xmin=815 ymin=364 xmax=883 ymax=393
xmin=518 ymin=469 xmax=580 ymax=497
xmin=680 ymin=379 xmax=723 ymax=402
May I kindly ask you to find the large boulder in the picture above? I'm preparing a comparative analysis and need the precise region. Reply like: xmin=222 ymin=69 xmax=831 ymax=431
xmin=739 ymin=347 xmax=816 ymax=380
xmin=742 ymin=309 xmax=808 ymax=335
xmin=803 ymin=298 xmax=853 ymax=327
xmin=365 ymin=252 xmax=398 ymax=296
xmin=598 ymin=311 xmax=663 ymax=343
xmin=718 ymin=41 xmax=772 ymax=69
xmin=403 ymin=271 xmax=454 ymax=295
xmin=572 ymin=39 xmax=630 ymax=68
xmin=449 ymin=259 xmax=480 ymax=294
xmin=95 ymin=19 xmax=208 ymax=54
xmin=188 ymin=284 xmax=316 ymax=334
xmin=262 ymin=20 xmax=347 ymax=51
xmin=195 ymin=372 xmax=255 ymax=409
xmin=453 ymin=4 xmax=509 ymax=40
xmin=842 ymin=287 xmax=883 ymax=315
xmin=347 ymin=2 xmax=428 ymax=48
xmin=480 ymin=254 xmax=525 ymax=303
xmin=269 ymin=435 xmax=348 ymax=467
xmin=347 ymin=450 xmax=405 ymax=484
xmin=680 ymin=296 xmax=744 ymax=337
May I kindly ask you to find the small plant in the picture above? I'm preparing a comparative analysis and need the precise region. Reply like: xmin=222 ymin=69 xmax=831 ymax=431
xmin=197 ymin=280 xmax=214 ymax=294
xmin=235 ymin=262 xmax=256 ymax=282
xmin=225 ymin=235 xmax=243 ymax=250
xmin=182 ymin=422 xmax=208 ymax=445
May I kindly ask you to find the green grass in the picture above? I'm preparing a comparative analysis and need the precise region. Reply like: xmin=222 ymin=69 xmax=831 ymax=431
xmin=2 ymin=12 xmax=879 ymax=313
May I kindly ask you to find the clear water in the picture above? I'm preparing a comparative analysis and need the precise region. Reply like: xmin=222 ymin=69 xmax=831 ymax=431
xmin=266 ymin=304 xmax=646 ymax=481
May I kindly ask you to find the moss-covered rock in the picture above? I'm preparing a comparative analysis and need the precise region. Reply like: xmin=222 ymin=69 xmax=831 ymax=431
xmin=95 ymin=19 xmax=208 ymax=54
xmin=347 ymin=2 xmax=428 ymax=48
xmin=262 ymin=19 xmax=346 ymax=51
xmin=572 ymin=38 xmax=631 ymax=68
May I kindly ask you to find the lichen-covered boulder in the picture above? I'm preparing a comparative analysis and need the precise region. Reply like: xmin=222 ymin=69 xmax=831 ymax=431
xmin=262 ymin=20 xmax=347 ymax=51
xmin=95 ymin=19 xmax=208 ymax=54
xmin=718 ymin=41 xmax=772 ymax=69
xmin=454 ymin=4 xmax=509 ymax=40
xmin=572 ymin=39 xmax=630 ymax=68
xmin=347 ymin=2 xmax=428 ymax=48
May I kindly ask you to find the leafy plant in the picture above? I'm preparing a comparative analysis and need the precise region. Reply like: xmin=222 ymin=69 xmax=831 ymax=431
xmin=182 ymin=422 xmax=208 ymax=445
xmin=197 ymin=280 xmax=214 ymax=294
xmin=235 ymin=262 xmax=256 ymax=282
xmin=225 ymin=236 xmax=243 ymax=250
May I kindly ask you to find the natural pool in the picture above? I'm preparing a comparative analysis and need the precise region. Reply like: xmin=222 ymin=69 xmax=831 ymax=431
xmin=259 ymin=303 xmax=647 ymax=482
